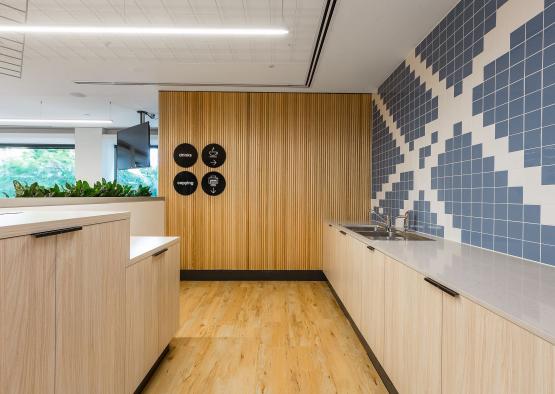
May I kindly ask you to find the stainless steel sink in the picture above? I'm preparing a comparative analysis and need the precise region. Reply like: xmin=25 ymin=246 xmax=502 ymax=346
xmin=343 ymin=225 xmax=382 ymax=232
xmin=346 ymin=227 xmax=434 ymax=241
xmin=357 ymin=231 xmax=405 ymax=240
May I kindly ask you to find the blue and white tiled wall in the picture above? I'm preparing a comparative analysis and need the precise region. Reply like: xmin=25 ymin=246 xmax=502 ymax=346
xmin=372 ymin=0 xmax=555 ymax=266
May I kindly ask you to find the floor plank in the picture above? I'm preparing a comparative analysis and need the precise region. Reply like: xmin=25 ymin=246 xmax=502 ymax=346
xmin=143 ymin=281 xmax=387 ymax=394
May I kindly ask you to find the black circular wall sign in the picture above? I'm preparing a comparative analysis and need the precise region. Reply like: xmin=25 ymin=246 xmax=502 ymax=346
xmin=173 ymin=143 xmax=198 ymax=168
xmin=173 ymin=171 xmax=198 ymax=196
xmin=201 ymin=172 xmax=226 ymax=196
xmin=202 ymin=144 xmax=226 ymax=168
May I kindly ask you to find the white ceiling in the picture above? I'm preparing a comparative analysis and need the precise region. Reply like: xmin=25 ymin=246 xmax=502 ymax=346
xmin=0 ymin=0 xmax=458 ymax=128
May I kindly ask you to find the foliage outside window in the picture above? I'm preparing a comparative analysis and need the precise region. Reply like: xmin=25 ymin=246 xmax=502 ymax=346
xmin=116 ymin=148 xmax=158 ymax=196
xmin=0 ymin=146 xmax=75 ymax=198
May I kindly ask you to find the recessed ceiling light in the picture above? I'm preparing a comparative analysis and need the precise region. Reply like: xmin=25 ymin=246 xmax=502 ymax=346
xmin=0 ymin=25 xmax=289 ymax=36
xmin=0 ymin=118 xmax=113 ymax=126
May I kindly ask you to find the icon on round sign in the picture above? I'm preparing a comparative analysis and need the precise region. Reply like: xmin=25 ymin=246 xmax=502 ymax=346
xmin=201 ymin=171 xmax=226 ymax=196
xmin=202 ymin=144 xmax=226 ymax=168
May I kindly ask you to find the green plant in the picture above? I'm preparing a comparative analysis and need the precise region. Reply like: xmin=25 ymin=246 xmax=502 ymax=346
xmin=11 ymin=178 xmax=152 ymax=198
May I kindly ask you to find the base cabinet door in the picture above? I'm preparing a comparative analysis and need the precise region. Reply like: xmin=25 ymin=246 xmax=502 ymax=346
xmin=55 ymin=220 xmax=128 ymax=394
xmin=125 ymin=258 xmax=148 ymax=394
xmin=335 ymin=229 xmax=349 ymax=303
xmin=125 ymin=255 xmax=159 ymax=393
xmin=0 ymin=235 xmax=56 ymax=394
xmin=125 ymin=243 xmax=180 ymax=393
xmin=326 ymin=226 xmax=345 ymax=299
xmin=345 ymin=236 xmax=363 ymax=327
xmin=442 ymin=294 xmax=555 ymax=394
xmin=323 ymin=225 xmax=334 ymax=284
xmin=360 ymin=246 xmax=385 ymax=362
xmin=156 ymin=244 xmax=180 ymax=352
xmin=384 ymin=257 xmax=442 ymax=394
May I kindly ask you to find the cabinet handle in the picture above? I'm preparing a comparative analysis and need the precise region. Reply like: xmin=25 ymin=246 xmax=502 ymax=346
xmin=153 ymin=248 xmax=168 ymax=257
xmin=33 ymin=226 xmax=83 ymax=238
xmin=328 ymin=224 xmax=332 ymax=227
xmin=367 ymin=245 xmax=375 ymax=251
xmin=339 ymin=230 xmax=347 ymax=236
xmin=424 ymin=277 xmax=459 ymax=297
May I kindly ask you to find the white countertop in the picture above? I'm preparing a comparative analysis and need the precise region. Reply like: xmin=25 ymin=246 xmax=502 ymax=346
xmin=130 ymin=236 xmax=180 ymax=265
xmin=329 ymin=221 xmax=555 ymax=345
xmin=0 ymin=210 xmax=130 ymax=239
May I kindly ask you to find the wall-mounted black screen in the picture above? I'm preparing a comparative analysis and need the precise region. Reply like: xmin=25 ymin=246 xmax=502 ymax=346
xmin=116 ymin=122 xmax=151 ymax=170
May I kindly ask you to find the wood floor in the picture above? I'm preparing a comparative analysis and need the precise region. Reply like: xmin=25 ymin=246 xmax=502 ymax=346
xmin=143 ymin=281 xmax=387 ymax=394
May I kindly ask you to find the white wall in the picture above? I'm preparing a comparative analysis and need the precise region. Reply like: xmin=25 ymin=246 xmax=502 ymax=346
xmin=102 ymin=134 xmax=117 ymax=181
xmin=74 ymin=128 xmax=116 ymax=183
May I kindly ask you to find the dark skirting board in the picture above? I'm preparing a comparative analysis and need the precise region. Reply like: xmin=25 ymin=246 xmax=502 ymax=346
xmin=180 ymin=270 xmax=326 ymax=281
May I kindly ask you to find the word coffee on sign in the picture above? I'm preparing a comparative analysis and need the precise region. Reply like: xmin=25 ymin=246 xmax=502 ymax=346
xmin=173 ymin=171 xmax=198 ymax=195
xmin=173 ymin=143 xmax=198 ymax=167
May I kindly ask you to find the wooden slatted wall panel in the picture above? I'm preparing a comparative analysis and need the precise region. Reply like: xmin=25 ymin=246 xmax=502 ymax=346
xmin=159 ymin=91 xmax=371 ymax=271
xmin=158 ymin=92 xmax=250 ymax=270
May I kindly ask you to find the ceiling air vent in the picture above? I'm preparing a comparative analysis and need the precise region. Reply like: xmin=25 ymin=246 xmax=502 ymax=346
xmin=74 ymin=0 xmax=338 ymax=89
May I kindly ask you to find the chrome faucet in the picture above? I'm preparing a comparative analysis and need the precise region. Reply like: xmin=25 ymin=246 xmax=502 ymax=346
xmin=370 ymin=209 xmax=412 ymax=234
xmin=396 ymin=210 xmax=411 ymax=232
xmin=370 ymin=210 xmax=393 ymax=235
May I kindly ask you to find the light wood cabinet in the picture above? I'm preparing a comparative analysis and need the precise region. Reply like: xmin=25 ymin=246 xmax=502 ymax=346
xmin=125 ymin=257 xmax=148 ymax=394
xmin=442 ymin=293 xmax=555 ymax=394
xmin=360 ymin=245 xmax=385 ymax=361
xmin=0 ymin=218 xmax=184 ymax=394
xmin=384 ymin=256 xmax=442 ymax=394
xmin=125 ymin=243 xmax=180 ymax=393
xmin=324 ymin=226 xmax=344 ymax=298
xmin=145 ymin=254 xmax=161 ymax=366
xmin=323 ymin=225 xmax=383 ymax=358
xmin=323 ymin=225 xmax=334 ymax=287
xmin=0 ymin=235 xmax=56 ymax=394
xmin=336 ymin=229 xmax=349 ymax=303
xmin=55 ymin=220 xmax=129 ymax=394
xmin=0 ymin=219 xmax=129 ymax=394
xmin=324 ymin=224 xmax=554 ymax=394
xmin=344 ymin=235 xmax=363 ymax=327
xmin=158 ymin=244 xmax=180 ymax=350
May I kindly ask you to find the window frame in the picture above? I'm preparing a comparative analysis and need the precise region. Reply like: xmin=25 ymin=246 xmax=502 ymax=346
xmin=0 ymin=143 xmax=75 ymax=149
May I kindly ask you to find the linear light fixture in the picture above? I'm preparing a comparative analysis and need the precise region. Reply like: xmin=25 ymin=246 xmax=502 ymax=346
xmin=0 ymin=119 xmax=113 ymax=126
xmin=0 ymin=25 xmax=289 ymax=36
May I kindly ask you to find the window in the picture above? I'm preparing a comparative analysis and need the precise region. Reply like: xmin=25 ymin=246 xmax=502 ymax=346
xmin=116 ymin=147 xmax=158 ymax=196
xmin=0 ymin=144 xmax=76 ymax=197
